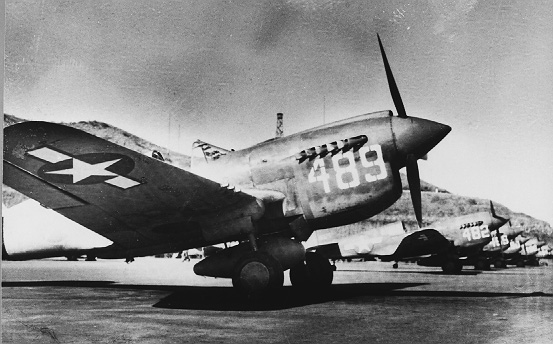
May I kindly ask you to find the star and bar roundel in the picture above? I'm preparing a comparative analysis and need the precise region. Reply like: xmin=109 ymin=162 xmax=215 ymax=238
xmin=28 ymin=146 xmax=141 ymax=189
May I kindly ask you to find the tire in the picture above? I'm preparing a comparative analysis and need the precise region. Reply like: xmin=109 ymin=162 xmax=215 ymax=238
xmin=290 ymin=252 xmax=333 ymax=289
xmin=455 ymin=260 xmax=463 ymax=273
xmin=475 ymin=259 xmax=489 ymax=270
xmin=232 ymin=252 xmax=284 ymax=297
xmin=494 ymin=259 xmax=506 ymax=269
xmin=289 ymin=261 xmax=309 ymax=288
xmin=441 ymin=256 xmax=462 ymax=274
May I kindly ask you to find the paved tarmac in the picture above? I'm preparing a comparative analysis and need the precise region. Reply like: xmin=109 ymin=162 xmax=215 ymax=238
xmin=2 ymin=258 xmax=552 ymax=344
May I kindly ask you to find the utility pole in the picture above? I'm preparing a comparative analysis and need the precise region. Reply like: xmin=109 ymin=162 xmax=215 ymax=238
xmin=276 ymin=112 xmax=284 ymax=138
xmin=323 ymin=96 xmax=326 ymax=124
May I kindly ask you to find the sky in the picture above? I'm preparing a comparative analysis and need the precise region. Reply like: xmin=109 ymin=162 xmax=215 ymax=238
xmin=4 ymin=0 xmax=553 ymax=225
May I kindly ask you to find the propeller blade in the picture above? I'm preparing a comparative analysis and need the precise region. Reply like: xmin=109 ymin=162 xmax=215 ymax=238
xmin=490 ymin=200 xmax=508 ymax=223
xmin=406 ymin=154 xmax=422 ymax=227
xmin=377 ymin=33 xmax=407 ymax=118
xmin=490 ymin=200 xmax=496 ymax=217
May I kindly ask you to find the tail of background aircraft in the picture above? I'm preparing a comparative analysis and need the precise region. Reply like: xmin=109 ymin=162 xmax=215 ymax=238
xmin=191 ymin=140 xmax=232 ymax=170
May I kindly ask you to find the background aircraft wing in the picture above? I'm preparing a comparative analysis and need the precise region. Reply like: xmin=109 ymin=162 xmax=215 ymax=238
xmin=308 ymin=228 xmax=450 ymax=261
xmin=3 ymin=121 xmax=261 ymax=252
xmin=381 ymin=228 xmax=450 ymax=260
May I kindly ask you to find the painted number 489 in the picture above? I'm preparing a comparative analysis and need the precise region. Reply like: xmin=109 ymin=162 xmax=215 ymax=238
xmin=308 ymin=145 xmax=387 ymax=193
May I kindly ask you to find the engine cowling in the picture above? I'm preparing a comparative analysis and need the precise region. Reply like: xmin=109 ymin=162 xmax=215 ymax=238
xmin=193 ymin=236 xmax=305 ymax=278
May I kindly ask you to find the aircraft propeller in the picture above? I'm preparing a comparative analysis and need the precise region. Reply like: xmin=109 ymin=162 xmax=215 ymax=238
xmin=406 ymin=154 xmax=422 ymax=227
xmin=490 ymin=200 xmax=509 ymax=224
xmin=377 ymin=34 xmax=407 ymax=119
xmin=377 ymin=34 xmax=423 ymax=227
xmin=489 ymin=200 xmax=511 ymax=257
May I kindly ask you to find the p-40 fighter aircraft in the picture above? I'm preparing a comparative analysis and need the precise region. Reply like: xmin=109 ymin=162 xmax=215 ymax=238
xmin=304 ymin=221 xmax=451 ymax=264
xmin=416 ymin=201 xmax=509 ymax=272
xmin=481 ymin=222 xmax=524 ymax=268
xmin=517 ymin=237 xmax=547 ymax=266
xmin=536 ymin=244 xmax=552 ymax=259
xmin=306 ymin=201 xmax=509 ymax=273
xmin=3 ymin=36 xmax=450 ymax=296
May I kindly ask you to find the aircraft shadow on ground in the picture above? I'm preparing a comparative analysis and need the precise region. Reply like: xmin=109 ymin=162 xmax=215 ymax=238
xmin=3 ymin=280 xmax=552 ymax=311
xmin=2 ymin=280 xmax=423 ymax=310
xmin=151 ymin=282 xmax=427 ymax=311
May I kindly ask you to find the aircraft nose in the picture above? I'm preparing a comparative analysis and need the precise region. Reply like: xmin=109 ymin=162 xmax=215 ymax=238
xmin=392 ymin=117 xmax=451 ymax=160
xmin=508 ymin=243 xmax=522 ymax=253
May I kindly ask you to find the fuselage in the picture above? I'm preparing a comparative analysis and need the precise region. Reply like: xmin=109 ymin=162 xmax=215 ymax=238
xmin=520 ymin=238 xmax=546 ymax=256
xmin=192 ymin=111 xmax=450 ymax=232
xmin=2 ymin=111 xmax=450 ymax=260
xmin=482 ymin=225 xmax=524 ymax=254
xmin=426 ymin=211 xmax=508 ymax=249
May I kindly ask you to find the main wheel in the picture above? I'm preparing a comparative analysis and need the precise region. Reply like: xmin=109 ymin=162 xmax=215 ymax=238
xmin=494 ymin=259 xmax=506 ymax=269
xmin=441 ymin=256 xmax=462 ymax=274
xmin=232 ymin=252 xmax=284 ymax=297
xmin=475 ymin=258 xmax=490 ymax=270
xmin=290 ymin=252 xmax=333 ymax=289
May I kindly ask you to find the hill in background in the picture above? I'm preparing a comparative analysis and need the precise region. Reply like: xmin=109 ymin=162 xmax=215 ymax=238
xmin=4 ymin=114 xmax=190 ymax=168
xmin=3 ymin=114 xmax=551 ymax=244
xmin=328 ymin=191 xmax=552 ymax=244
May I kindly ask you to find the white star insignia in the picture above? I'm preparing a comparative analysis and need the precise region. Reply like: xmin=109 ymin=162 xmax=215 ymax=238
xmin=46 ymin=158 xmax=122 ymax=183
xmin=28 ymin=147 xmax=141 ymax=189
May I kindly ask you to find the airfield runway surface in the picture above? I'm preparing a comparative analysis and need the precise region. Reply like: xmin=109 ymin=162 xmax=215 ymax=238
xmin=2 ymin=258 xmax=552 ymax=344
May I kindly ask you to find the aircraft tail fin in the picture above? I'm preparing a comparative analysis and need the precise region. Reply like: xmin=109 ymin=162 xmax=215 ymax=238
xmin=191 ymin=140 xmax=231 ymax=170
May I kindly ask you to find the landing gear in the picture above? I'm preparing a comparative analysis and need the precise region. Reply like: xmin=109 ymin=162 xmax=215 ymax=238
xmin=516 ymin=259 xmax=525 ymax=267
xmin=392 ymin=262 xmax=399 ymax=269
xmin=194 ymin=236 xmax=306 ymax=297
xmin=441 ymin=255 xmax=462 ymax=274
xmin=493 ymin=258 xmax=507 ymax=269
xmin=528 ymin=258 xmax=540 ymax=266
xmin=474 ymin=258 xmax=490 ymax=270
xmin=290 ymin=252 xmax=334 ymax=289
xmin=232 ymin=252 xmax=284 ymax=297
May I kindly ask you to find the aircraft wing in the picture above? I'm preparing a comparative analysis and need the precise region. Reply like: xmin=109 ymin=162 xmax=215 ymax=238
xmin=3 ymin=121 xmax=263 ymax=255
xmin=308 ymin=228 xmax=449 ymax=261
xmin=378 ymin=228 xmax=450 ymax=260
